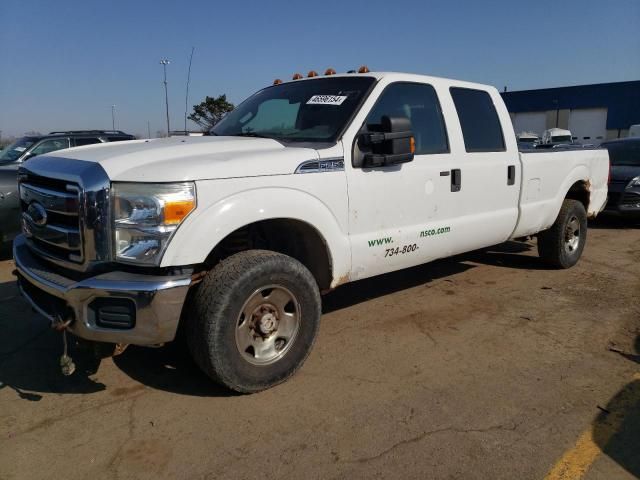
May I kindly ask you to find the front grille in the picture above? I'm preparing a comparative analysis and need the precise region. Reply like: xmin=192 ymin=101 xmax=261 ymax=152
xmin=20 ymin=174 xmax=84 ymax=264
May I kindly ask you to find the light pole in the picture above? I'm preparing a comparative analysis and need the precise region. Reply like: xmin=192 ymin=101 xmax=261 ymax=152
xmin=111 ymin=105 xmax=116 ymax=130
xmin=160 ymin=59 xmax=171 ymax=136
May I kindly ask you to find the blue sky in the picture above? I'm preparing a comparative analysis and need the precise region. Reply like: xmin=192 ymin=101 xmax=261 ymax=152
xmin=1 ymin=0 xmax=638 ymax=138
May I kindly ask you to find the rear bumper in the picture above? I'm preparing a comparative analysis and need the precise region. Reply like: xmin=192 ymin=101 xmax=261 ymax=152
xmin=13 ymin=235 xmax=192 ymax=345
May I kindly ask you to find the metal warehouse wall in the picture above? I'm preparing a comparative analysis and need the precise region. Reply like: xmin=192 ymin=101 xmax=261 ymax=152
xmin=501 ymin=81 xmax=640 ymax=135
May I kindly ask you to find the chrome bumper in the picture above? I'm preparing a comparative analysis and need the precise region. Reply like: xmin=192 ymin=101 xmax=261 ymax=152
xmin=13 ymin=235 xmax=192 ymax=346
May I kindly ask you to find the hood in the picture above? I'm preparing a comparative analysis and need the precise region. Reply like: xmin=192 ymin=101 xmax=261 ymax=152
xmin=43 ymin=136 xmax=320 ymax=182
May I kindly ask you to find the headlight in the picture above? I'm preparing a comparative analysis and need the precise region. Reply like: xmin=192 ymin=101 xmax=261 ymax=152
xmin=112 ymin=182 xmax=196 ymax=265
xmin=627 ymin=176 xmax=640 ymax=188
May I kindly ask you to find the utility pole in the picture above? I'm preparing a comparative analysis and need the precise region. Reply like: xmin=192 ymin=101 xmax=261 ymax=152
xmin=147 ymin=121 xmax=151 ymax=139
xmin=160 ymin=59 xmax=171 ymax=136
xmin=111 ymin=105 xmax=116 ymax=130
xmin=185 ymin=47 xmax=195 ymax=134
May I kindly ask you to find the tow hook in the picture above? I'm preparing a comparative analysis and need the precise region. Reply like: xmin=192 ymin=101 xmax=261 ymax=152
xmin=53 ymin=315 xmax=76 ymax=376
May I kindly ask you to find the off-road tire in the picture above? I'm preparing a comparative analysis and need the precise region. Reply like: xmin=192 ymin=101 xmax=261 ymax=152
xmin=537 ymin=199 xmax=587 ymax=269
xmin=185 ymin=250 xmax=321 ymax=393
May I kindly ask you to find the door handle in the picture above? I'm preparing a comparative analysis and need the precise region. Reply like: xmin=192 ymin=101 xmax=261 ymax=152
xmin=507 ymin=165 xmax=516 ymax=186
xmin=451 ymin=169 xmax=461 ymax=192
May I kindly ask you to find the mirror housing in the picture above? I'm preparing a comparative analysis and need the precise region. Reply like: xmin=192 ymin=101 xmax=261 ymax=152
xmin=360 ymin=116 xmax=415 ymax=168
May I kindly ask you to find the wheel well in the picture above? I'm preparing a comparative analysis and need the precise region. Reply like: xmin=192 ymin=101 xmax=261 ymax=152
xmin=204 ymin=219 xmax=333 ymax=290
xmin=566 ymin=180 xmax=590 ymax=212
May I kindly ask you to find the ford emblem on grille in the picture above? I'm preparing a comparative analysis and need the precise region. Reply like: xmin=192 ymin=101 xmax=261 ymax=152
xmin=26 ymin=202 xmax=48 ymax=227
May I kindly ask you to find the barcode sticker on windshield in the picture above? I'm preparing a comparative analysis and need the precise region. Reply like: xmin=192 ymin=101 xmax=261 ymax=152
xmin=307 ymin=95 xmax=347 ymax=105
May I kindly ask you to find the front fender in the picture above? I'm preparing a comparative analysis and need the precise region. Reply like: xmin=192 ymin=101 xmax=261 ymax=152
xmin=161 ymin=184 xmax=350 ymax=287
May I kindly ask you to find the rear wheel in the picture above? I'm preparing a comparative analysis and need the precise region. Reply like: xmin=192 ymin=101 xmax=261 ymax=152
xmin=186 ymin=250 xmax=321 ymax=393
xmin=537 ymin=199 xmax=587 ymax=269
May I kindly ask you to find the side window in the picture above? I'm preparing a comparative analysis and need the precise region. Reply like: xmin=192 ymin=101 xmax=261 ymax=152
xmin=29 ymin=138 xmax=70 ymax=156
xmin=366 ymin=83 xmax=449 ymax=155
xmin=450 ymin=88 xmax=505 ymax=152
xmin=74 ymin=137 xmax=102 ymax=146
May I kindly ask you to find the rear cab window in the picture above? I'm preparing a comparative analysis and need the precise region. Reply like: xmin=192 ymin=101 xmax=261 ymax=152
xmin=450 ymin=87 xmax=505 ymax=152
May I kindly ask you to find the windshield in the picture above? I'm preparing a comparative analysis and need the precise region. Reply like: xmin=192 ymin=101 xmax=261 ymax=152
xmin=551 ymin=135 xmax=572 ymax=144
xmin=0 ymin=137 xmax=39 ymax=162
xmin=212 ymin=77 xmax=376 ymax=142
xmin=606 ymin=142 xmax=640 ymax=166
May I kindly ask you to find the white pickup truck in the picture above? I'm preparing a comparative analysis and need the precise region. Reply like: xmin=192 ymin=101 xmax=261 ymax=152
xmin=14 ymin=71 xmax=609 ymax=392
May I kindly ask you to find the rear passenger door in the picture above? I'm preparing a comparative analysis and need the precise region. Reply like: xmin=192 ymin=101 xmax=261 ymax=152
xmin=445 ymin=87 xmax=520 ymax=253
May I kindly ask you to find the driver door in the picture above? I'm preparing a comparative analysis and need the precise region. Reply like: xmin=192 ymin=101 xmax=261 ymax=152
xmin=346 ymin=81 xmax=460 ymax=280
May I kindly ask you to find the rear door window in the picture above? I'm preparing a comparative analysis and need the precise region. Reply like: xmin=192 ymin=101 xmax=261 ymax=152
xmin=450 ymin=88 xmax=505 ymax=152
xmin=74 ymin=137 xmax=102 ymax=146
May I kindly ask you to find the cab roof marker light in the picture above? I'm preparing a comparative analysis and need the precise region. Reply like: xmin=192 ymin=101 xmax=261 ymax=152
xmin=273 ymin=79 xmax=283 ymax=85
xmin=307 ymin=70 xmax=318 ymax=78
xmin=292 ymin=73 xmax=303 ymax=80
xmin=324 ymin=68 xmax=336 ymax=75
xmin=358 ymin=65 xmax=370 ymax=73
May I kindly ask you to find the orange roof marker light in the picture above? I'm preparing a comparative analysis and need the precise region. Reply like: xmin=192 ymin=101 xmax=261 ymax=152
xmin=307 ymin=70 xmax=318 ymax=78
xmin=273 ymin=78 xmax=283 ymax=85
xmin=292 ymin=73 xmax=303 ymax=80
xmin=324 ymin=68 xmax=336 ymax=75
xmin=358 ymin=65 xmax=370 ymax=73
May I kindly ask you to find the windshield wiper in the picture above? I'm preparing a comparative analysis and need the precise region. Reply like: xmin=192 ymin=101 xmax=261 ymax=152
xmin=232 ymin=132 xmax=274 ymax=139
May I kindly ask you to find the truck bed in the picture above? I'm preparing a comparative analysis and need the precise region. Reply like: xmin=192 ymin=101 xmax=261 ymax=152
xmin=512 ymin=148 xmax=609 ymax=238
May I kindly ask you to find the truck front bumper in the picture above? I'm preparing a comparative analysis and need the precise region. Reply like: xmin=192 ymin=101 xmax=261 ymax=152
xmin=13 ymin=236 xmax=192 ymax=346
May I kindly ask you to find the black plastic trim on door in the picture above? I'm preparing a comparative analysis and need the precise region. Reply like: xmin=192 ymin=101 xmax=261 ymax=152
xmin=451 ymin=169 xmax=461 ymax=192
xmin=507 ymin=165 xmax=516 ymax=186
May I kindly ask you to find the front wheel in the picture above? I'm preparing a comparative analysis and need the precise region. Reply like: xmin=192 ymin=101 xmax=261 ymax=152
xmin=537 ymin=199 xmax=587 ymax=269
xmin=186 ymin=250 xmax=321 ymax=393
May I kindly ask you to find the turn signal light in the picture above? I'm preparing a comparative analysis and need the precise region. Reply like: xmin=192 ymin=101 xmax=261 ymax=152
xmin=358 ymin=65 xmax=370 ymax=73
xmin=324 ymin=68 xmax=336 ymax=75
xmin=307 ymin=70 xmax=318 ymax=78
xmin=410 ymin=137 xmax=416 ymax=154
xmin=292 ymin=73 xmax=303 ymax=80
xmin=273 ymin=78 xmax=283 ymax=85
xmin=164 ymin=200 xmax=196 ymax=225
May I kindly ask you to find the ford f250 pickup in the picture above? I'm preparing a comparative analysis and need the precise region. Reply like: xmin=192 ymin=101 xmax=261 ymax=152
xmin=13 ymin=71 xmax=609 ymax=392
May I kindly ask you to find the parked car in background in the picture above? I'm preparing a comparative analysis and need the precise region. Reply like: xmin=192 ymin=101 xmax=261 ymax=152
xmin=601 ymin=137 xmax=640 ymax=217
xmin=0 ymin=130 xmax=135 ymax=163
xmin=629 ymin=124 xmax=640 ymax=138
xmin=538 ymin=128 xmax=573 ymax=148
xmin=0 ymin=130 xmax=135 ymax=245
xmin=517 ymin=131 xmax=539 ymax=150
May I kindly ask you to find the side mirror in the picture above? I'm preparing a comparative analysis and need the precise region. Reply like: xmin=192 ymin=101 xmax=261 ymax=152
xmin=359 ymin=116 xmax=415 ymax=168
